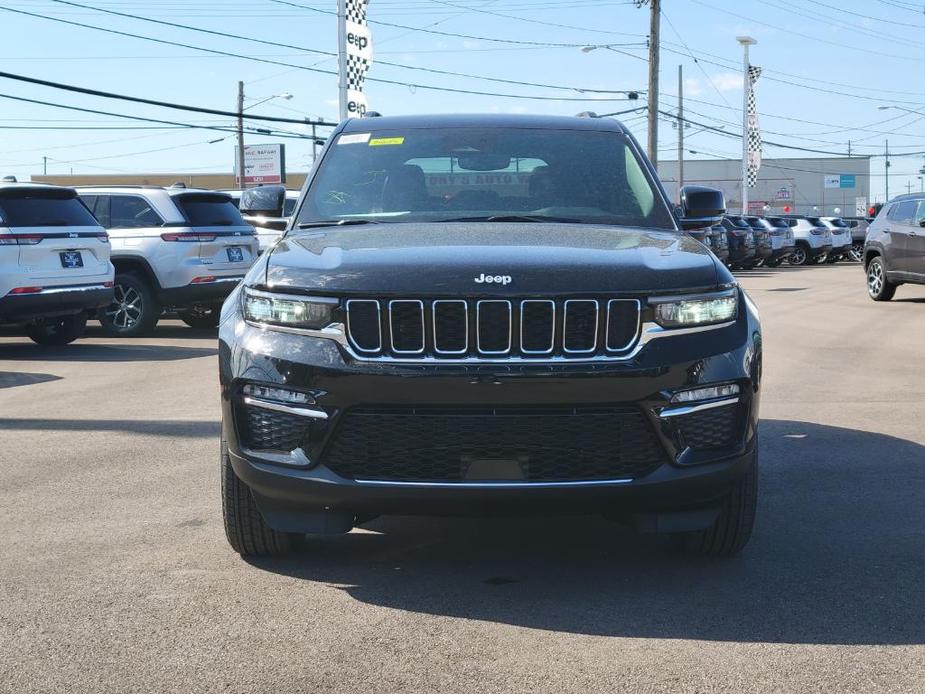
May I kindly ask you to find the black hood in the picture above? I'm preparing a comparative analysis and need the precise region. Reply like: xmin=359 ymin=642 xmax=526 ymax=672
xmin=261 ymin=222 xmax=724 ymax=295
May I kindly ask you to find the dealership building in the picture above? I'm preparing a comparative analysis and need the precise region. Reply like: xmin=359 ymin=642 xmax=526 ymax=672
xmin=658 ymin=156 xmax=872 ymax=217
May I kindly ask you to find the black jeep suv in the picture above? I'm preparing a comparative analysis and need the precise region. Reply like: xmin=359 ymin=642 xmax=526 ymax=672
xmin=218 ymin=114 xmax=762 ymax=558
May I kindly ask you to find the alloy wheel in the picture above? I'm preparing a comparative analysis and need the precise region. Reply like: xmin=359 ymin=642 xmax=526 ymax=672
xmin=106 ymin=283 xmax=143 ymax=330
xmin=849 ymin=243 xmax=864 ymax=262
xmin=790 ymin=247 xmax=806 ymax=266
xmin=867 ymin=261 xmax=884 ymax=297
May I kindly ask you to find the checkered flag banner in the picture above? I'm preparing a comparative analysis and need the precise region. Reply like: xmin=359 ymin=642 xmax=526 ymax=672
xmin=344 ymin=0 xmax=373 ymax=115
xmin=746 ymin=64 xmax=762 ymax=188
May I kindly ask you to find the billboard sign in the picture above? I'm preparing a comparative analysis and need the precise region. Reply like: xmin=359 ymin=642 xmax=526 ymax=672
xmin=824 ymin=174 xmax=856 ymax=189
xmin=235 ymin=144 xmax=286 ymax=185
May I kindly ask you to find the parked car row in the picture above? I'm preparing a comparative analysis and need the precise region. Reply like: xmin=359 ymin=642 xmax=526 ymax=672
xmin=690 ymin=213 xmax=863 ymax=270
xmin=1 ymin=180 xmax=276 ymax=343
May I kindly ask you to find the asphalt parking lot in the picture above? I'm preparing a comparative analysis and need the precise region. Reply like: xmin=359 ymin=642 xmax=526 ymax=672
xmin=1 ymin=263 xmax=923 ymax=693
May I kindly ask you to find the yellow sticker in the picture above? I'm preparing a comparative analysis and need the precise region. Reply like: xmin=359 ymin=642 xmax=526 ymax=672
xmin=368 ymin=136 xmax=405 ymax=147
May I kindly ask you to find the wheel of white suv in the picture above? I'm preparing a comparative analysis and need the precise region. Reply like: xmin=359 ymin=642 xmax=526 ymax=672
xmin=867 ymin=256 xmax=897 ymax=301
xmin=788 ymin=244 xmax=808 ymax=266
xmin=177 ymin=306 xmax=221 ymax=329
xmin=100 ymin=272 xmax=160 ymax=336
xmin=674 ymin=449 xmax=758 ymax=557
xmin=221 ymin=438 xmax=302 ymax=557
xmin=25 ymin=313 xmax=87 ymax=346
xmin=849 ymin=242 xmax=864 ymax=262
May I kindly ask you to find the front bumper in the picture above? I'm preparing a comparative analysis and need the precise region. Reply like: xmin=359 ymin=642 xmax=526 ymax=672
xmin=0 ymin=283 xmax=112 ymax=322
xmin=219 ymin=289 xmax=762 ymax=532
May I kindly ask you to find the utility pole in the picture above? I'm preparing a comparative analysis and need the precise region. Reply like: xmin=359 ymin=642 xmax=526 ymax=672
xmin=677 ymin=64 xmax=683 ymax=192
xmin=43 ymin=156 xmax=47 ymax=176
xmin=737 ymin=36 xmax=757 ymax=215
xmin=312 ymin=123 xmax=319 ymax=164
xmin=847 ymin=140 xmax=852 ymax=157
xmin=906 ymin=180 xmax=912 ymax=194
xmin=885 ymin=139 xmax=890 ymax=201
xmin=236 ymin=81 xmax=246 ymax=191
xmin=641 ymin=0 xmax=661 ymax=168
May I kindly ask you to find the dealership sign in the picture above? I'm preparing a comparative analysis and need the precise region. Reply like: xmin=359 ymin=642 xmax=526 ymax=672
xmin=824 ymin=174 xmax=856 ymax=189
xmin=235 ymin=143 xmax=286 ymax=185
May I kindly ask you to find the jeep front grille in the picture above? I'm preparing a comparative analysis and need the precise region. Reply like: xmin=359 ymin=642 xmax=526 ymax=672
xmin=321 ymin=405 xmax=667 ymax=482
xmin=344 ymin=297 xmax=641 ymax=360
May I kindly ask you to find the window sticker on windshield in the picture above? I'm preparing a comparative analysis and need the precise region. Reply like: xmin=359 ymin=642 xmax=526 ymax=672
xmin=338 ymin=133 xmax=371 ymax=145
xmin=369 ymin=136 xmax=405 ymax=147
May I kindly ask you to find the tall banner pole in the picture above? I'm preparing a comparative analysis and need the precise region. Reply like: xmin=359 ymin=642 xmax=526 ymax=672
xmin=341 ymin=0 xmax=372 ymax=118
xmin=337 ymin=0 xmax=348 ymax=120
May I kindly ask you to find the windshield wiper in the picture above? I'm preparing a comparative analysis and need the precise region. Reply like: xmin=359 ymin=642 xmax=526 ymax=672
xmin=439 ymin=214 xmax=584 ymax=224
xmin=297 ymin=219 xmax=383 ymax=229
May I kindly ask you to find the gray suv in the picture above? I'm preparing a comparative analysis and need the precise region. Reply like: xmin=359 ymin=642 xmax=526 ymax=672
xmin=864 ymin=194 xmax=925 ymax=300
xmin=78 ymin=186 xmax=258 ymax=334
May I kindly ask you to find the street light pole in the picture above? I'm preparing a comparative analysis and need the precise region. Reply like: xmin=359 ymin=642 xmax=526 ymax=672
xmin=737 ymin=36 xmax=757 ymax=216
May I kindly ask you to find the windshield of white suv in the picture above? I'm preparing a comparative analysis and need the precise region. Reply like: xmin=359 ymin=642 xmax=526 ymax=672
xmin=174 ymin=194 xmax=246 ymax=227
xmin=297 ymin=127 xmax=675 ymax=229
xmin=0 ymin=189 xmax=99 ymax=228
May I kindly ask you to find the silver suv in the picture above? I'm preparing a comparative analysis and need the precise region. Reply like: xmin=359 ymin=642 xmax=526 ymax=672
xmin=77 ymin=186 xmax=257 ymax=335
xmin=1 ymin=182 xmax=113 ymax=344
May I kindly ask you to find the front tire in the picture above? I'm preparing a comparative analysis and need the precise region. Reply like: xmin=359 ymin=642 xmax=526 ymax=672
xmin=849 ymin=242 xmax=864 ymax=262
xmin=675 ymin=451 xmax=758 ymax=557
xmin=221 ymin=439 xmax=302 ymax=557
xmin=177 ymin=306 xmax=221 ymax=329
xmin=867 ymin=256 xmax=897 ymax=301
xmin=788 ymin=244 xmax=808 ymax=266
xmin=100 ymin=272 xmax=160 ymax=336
xmin=26 ymin=313 xmax=87 ymax=346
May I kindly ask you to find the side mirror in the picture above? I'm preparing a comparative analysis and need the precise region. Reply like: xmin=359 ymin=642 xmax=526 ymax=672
xmin=678 ymin=185 xmax=726 ymax=230
xmin=918 ymin=219 xmax=925 ymax=228
xmin=240 ymin=185 xmax=286 ymax=217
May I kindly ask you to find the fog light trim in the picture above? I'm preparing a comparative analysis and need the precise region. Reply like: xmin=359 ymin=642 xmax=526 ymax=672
xmin=670 ymin=383 xmax=740 ymax=404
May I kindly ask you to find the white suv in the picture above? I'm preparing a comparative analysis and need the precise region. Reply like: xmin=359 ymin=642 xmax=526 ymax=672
xmin=817 ymin=217 xmax=852 ymax=262
xmin=77 ymin=185 xmax=258 ymax=335
xmin=0 ymin=182 xmax=113 ymax=345
xmin=781 ymin=216 xmax=833 ymax=266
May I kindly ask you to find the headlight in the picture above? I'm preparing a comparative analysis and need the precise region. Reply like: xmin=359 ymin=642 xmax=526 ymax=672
xmin=242 ymin=287 xmax=337 ymax=330
xmin=651 ymin=291 xmax=738 ymax=328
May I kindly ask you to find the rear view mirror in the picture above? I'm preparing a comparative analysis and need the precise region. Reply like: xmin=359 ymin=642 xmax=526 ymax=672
xmin=678 ymin=185 xmax=726 ymax=230
xmin=456 ymin=154 xmax=511 ymax=171
xmin=240 ymin=185 xmax=286 ymax=217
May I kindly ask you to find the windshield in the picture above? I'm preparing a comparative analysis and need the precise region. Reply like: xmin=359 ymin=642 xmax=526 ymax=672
xmin=828 ymin=218 xmax=848 ymax=227
xmin=297 ymin=127 xmax=674 ymax=229
xmin=174 ymin=194 xmax=245 ymax=227
xmin=0 ymin=189 xmax=100 ymax=228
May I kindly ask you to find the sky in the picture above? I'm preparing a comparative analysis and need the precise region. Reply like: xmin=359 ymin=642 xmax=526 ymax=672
xmin=1 ymin=0 xmax=924 ymax=202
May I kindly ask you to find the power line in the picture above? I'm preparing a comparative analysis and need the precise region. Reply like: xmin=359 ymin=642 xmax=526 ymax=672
xmin=46 ymin=0 xmax=644 ymax=95
xmin=0 ymin=91 xmax=317 ymax=139
xmin=0 ymin=70 xmax=334 ymax=126
xmin=267 ymin=0 xmax=646 ymax=47
xmin=1 ymin=5 xmax=642 ymax=102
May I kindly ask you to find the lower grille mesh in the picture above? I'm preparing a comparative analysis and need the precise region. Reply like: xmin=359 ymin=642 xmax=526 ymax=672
xmin=322 ymin=406 xmax=667 ymax=482
xmin=240 ymin=406 xmax=308 ymax=452
xmin=673 ymin=404 xmax=741 ymax=450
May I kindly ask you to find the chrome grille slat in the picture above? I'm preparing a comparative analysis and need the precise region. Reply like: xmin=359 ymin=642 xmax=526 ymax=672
xmin=432 ymin=300 xmax=468 ymax=354
xmin=606 ymin=299 xmax=642 ymax=352
xmin=345 ymin=299 xmax=382 ymax=353
xmin=388 ymin=300 xmax=425 ymax=354
xmin=562 ymin=299 xmax=599 ymax=354
xmin=476 ymin=300 xmax=512 ymax=355
xmin=520 ymin=300 xmax=555 ymax=354
xmin=345 ymin=297 xmax=641 ymax=361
